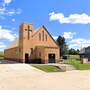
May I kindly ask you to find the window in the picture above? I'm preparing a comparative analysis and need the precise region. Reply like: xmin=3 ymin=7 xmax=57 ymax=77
xmin=39 ymin=52 xmax=41 ymax=57
xmin=31 ymin=48 xmax=33 ymax=54
xmin=39 ymin=33 xmax=41 ymax=41
xmin=45 ymin=34 xmax=47 ymax=41
xmin=42 ymin=31 xmax=44 ymax=41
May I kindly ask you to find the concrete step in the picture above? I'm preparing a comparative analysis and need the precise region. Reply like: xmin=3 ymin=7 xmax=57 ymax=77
xmin=58 ymin=65 xmax=76 ymax=71
xmin=49 ymin=64 xmax=76 ymax=71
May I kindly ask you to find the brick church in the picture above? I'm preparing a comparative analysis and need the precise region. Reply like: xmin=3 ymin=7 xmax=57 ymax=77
xmin=4 ymin=23 xmax=60 ymax=64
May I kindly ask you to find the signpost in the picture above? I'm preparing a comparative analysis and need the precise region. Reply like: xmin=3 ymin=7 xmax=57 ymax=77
xmin=81 ymin=58 xmax=88 ymax=64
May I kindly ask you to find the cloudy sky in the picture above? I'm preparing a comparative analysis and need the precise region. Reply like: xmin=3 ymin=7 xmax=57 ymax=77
xmin=0 ymin=0 xmax=90 ymax=51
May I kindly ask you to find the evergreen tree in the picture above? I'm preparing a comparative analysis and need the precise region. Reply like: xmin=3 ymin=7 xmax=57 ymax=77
xmin=68 ymin=48 xmax=80 ymax=55
xmin=56 ymin=36 xmax=68 ymax=56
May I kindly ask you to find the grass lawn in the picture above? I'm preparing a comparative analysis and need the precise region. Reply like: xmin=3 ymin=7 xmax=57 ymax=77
xmin=32 ymin=65 xmax=65 ymax=72
xmin=64 ymin=59 xmax=90 ymax=70
xmin=0 ymin=52 xmax=4 ymax=60
xmin=69 ymin=55 xmax=80 ymax=60
xmin=0 ymin=57 xmax=4 ymax=60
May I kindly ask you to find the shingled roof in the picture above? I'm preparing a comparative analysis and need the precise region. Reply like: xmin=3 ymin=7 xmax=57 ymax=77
xmin=6 ymin=39 xmax=19 ymax=49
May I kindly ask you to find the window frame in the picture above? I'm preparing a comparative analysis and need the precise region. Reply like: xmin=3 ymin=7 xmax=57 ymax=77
xmin=31 ymin=48 xmax=33 ymax=54
xmin=42 ymin=30 xmax=44 ymax=41
xmin=45 ymin=34 xmax=47 ymax=41
xmin=39 ymin=52 xmax=41 ymax=57
xmin=39 ymin=33 xmax=41 ymax=41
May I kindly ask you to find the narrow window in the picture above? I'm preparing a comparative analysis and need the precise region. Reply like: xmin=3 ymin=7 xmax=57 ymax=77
xmin=46 ymin=34 xmax=47 ymax=41
xmin=28 ymin=26 xmax=30 ymax=40
xmin=39 ymin=52 xmax=41 ymax=57
xmin=39 ymin=33 xmax=41 ymax=41
xmin=42 ymin=31 xmax=44 ymax=41
xmin=31 ymin=48 xmax=33 ymax=54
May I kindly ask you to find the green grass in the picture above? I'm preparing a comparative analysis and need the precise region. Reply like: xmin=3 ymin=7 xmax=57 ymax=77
xmin=0 ymin=57 xmax=4 ymax=60
xmin=69 ymin=55 xmax=80 ymax=60
xmin=0 ymin=52 xmax=4 ymax=60
xmin=64 ymin=59 xmax=90 ymax=70
xmin=32 ymin=65 xmax=65 ymax=72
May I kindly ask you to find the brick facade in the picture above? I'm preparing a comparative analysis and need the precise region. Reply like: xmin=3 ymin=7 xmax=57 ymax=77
xmin=4 ymin=22 xmax=60 ymax=64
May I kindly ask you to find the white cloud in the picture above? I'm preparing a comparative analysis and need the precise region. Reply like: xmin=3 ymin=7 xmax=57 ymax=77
xmin=4 ymin=0 xmax=12 ymax=5
xmin=53 ymin=36 xmax=58 ymax=40
xmin=0 ymin=25 xmax=16 ymax=41
xmin=0 ymin=0 xmax=22 ymax=19
xmin=2 ymin=0 xmax=12 ymax=7
xmin=63 ymin=32 xmax=76 ymax=39
xmin=49 ymin=12 xmax=90 ymax=24
xmin=0 ymin=8 xmax=22 ymax=16
xmin=6 ymin=9 xmax=22 ymax=16
xmin=12 ymin=18 xmax=15 ymax=22
xmin=0 ymin=42 xmax=6 ymax=49
xmin=0 ymin=8 xmax=6 ymax=14
xmin=69 ymin=38 xmax=90 ymax=50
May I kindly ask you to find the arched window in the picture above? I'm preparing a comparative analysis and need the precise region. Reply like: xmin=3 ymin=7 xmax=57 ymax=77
xmin=39 ymin=33 xmax=41 ymax=41
xmin=42 ymin=31 xmax=44 ymax=41
xmin=46 ymin=34 xmax=47 ymax=41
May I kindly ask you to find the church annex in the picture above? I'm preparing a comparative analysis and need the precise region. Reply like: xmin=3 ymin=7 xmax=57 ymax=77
xmin=4 ymin=23 xmax=60 ymax=64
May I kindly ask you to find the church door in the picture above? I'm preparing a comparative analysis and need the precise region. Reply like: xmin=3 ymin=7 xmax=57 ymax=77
xmin=48 ymin=54 xmax=55 ymax=63
xmin=25 ymin=53 xmax=29 ymax=63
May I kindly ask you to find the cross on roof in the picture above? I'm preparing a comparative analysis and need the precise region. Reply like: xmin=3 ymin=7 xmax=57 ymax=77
xmin=25 ymin=26 xmax=32 ymax=40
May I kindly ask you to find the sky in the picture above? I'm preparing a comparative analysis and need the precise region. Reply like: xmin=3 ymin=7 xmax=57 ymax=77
xmin=0 ymin=0 xmax=90 ymax=51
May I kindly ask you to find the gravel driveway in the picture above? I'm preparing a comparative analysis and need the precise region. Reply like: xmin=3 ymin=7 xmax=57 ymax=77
xmin=0 ymin=60 xmax=90 ymax=90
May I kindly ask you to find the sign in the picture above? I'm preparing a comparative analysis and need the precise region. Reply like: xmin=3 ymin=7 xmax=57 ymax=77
xmin=81 ymin=58 xmax=88 ymax=64
xmin=83 ymin=58 xmax=87 ymax=64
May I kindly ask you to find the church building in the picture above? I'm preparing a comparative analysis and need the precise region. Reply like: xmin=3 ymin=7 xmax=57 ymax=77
xmin=4 ymin=23 xmax=60 ymax=64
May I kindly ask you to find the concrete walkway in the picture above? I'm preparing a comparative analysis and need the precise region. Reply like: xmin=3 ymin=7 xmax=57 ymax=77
xmin=48 ymin=64 xmax=76 ymax=71
xmin=0 ymin=60 xmax=90 ymax=90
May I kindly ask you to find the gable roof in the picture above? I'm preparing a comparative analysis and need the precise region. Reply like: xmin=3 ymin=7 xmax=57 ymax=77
xmin=33 ymin=25 xmax=59 ymax=48
xmin=43 ymin=26 xmax=59 ymax=48
xmin=6 ymin=39 xmax=19 ymax=49
xmin=5 ymin=25 xmax=59 ymax=50
xmin=32 ymin=26 xmax=42 ymax=36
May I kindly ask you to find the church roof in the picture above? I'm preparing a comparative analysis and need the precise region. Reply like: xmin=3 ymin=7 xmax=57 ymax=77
xmin=6 ymin=39 xmax=19 ymax=49
xmin=33 ymin=26 xmax=42 ymax=36
xmin=5 ymin=25 xmax=59 ymax=50
xmin=5 ymin=26 xmax=42 ymax=50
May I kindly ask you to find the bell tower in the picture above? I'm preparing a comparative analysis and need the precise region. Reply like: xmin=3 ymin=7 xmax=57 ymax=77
xmin=19 ymin=22 xmax=33 ymax=62
xmin=20 ymin=23 xmax=33 ymax=40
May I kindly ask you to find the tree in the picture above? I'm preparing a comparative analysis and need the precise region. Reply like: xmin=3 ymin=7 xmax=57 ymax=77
xmin=68 ymin=48 xmax=80 ymax=55
xmin=56 ymin=36 xmax=68 ymax=56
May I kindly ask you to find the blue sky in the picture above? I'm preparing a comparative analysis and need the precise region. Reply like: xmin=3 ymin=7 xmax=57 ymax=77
xmin=0 ymin=0 xmax=90 ymax=51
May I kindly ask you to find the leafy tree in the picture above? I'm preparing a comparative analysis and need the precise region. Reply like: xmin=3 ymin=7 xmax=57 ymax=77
xmin=68 ymin=48 xmax=80 ymax=55
xmin=56 ymin=36 xmax=68 ymax=56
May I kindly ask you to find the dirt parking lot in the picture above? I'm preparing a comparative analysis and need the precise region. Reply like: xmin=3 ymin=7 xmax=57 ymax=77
xmin=0 ymin=60 xmax=90 ymax=90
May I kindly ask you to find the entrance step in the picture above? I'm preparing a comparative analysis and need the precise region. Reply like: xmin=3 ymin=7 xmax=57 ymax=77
xmin=49 ymin=64 xmax=76 ymax=71
xmin=59 ymin=65 xmax=76 ymax=71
